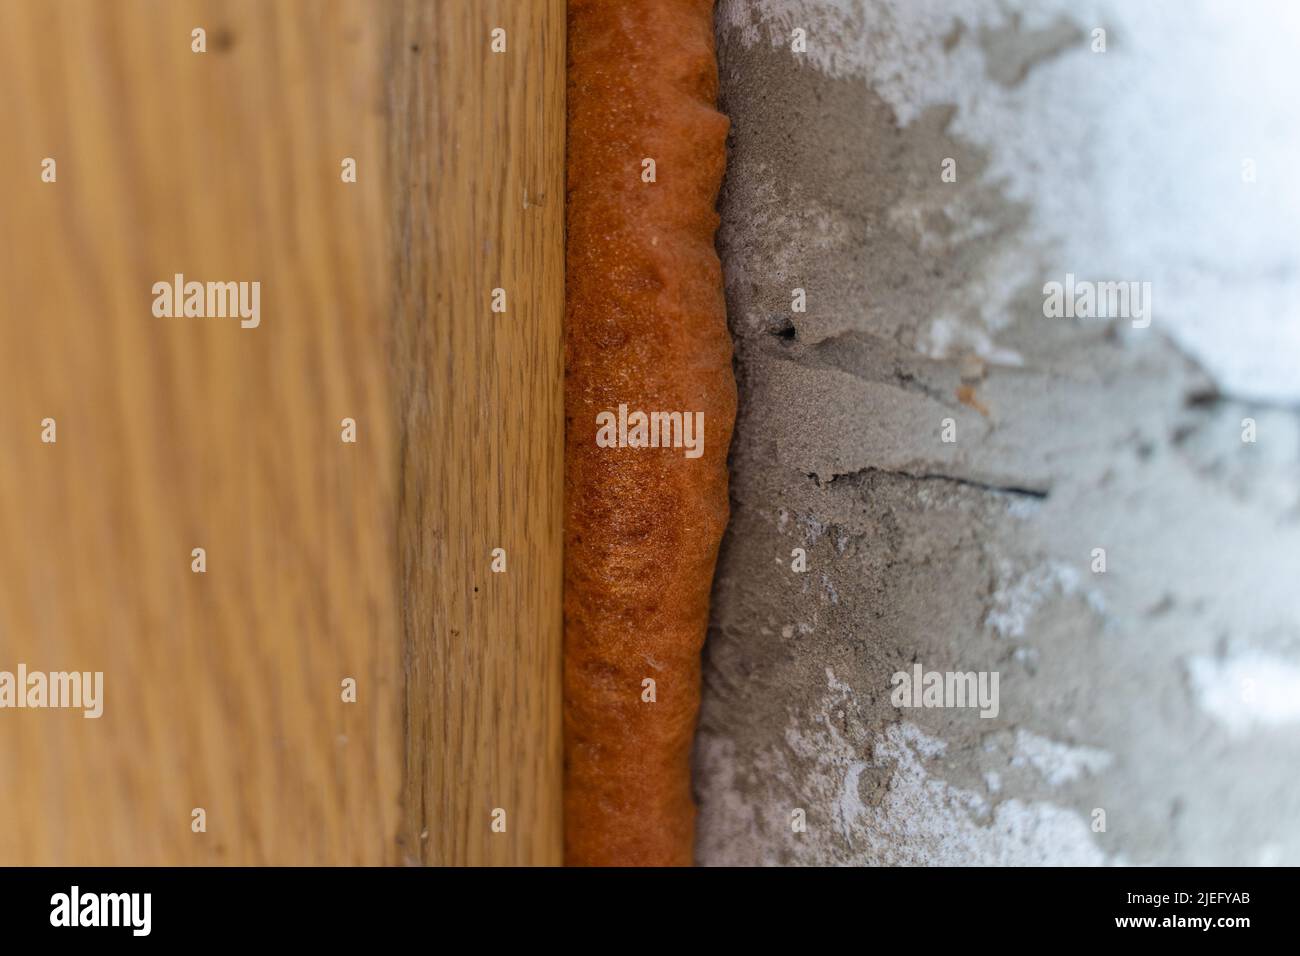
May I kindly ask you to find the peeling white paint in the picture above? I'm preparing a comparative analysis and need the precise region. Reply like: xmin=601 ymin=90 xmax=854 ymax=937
xmin=1186 ymin=651 xmax=1300 ymax=737
xmin=719 ymin=0 xmax=1300 ymax=403
xmin=697 ymin=670 xmax=1116 ymax=865
xmin=1012 ymin=728 xmax=1113 ymax=787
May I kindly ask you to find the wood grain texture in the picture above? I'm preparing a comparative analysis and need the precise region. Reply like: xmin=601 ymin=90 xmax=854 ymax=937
xmin=390 ymin=0 xmax=565 ymax=866
xmin=0 ymin=0 xmax=564 ymax=866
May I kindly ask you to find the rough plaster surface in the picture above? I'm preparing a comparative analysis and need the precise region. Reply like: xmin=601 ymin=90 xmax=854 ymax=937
xmin=695 ymin=0 xmax=1300 ymax=865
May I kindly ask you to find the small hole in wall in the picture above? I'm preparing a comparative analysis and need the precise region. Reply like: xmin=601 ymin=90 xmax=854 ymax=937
xmin=770 ymin=315 xmax=797 ymax=341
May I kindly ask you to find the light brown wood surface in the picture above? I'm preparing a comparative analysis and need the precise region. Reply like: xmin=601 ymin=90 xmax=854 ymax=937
xmin=0 ymin=0 xmax=564 ymax=866
xmin=390 ymin=0 xmax=565 ymax=866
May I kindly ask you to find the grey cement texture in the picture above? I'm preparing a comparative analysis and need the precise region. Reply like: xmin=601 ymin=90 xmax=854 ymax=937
xmin=694 ymin=1 xmax=1300 ymax=865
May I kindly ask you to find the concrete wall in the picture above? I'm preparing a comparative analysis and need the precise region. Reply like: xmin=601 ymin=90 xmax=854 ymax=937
xmin=696 ymin=0 xmax=1300 ymax=865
